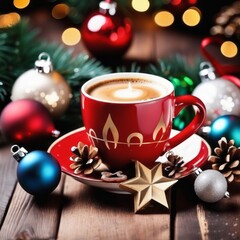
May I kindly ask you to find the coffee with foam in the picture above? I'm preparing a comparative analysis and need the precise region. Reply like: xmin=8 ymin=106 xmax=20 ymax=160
xmin=87 ymin=78 xmax=166 ymax=102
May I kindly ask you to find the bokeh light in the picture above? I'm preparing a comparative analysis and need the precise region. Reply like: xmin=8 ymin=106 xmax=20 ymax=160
xmin=13 ymin=0 xmax=30 ymax=9
xmin=189 ymin=0 xmax=198 ymax=4
xmin=61 ymin=28 xmax=81 ymax=46
xmin=220 ymin=41 xmax=238 ymax=58
xmin=171 ymin=0 xmax=182 ymax=6
xmin=182 ymin=7 xmax=201 ymax=26
xmin=154 ymin=11 xmax=174 ymax=27
xmin=132 ymin=0 xmax=150 ymax=12
xmin=0 ymin=13 xmax=21 ymax=28
xmin=52 ymin=4 xmax=70 ymax=19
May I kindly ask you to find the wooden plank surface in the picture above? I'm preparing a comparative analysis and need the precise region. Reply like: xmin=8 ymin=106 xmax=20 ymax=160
xmin=57 ymin=176 xmax=171 ymax=240
xmin=0 ymin=145 xmax=17 ymax=227
xmin=0 ymin=176 xmax=65 ymax=239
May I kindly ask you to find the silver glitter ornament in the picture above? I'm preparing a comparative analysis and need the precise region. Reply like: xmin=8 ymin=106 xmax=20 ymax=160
xmin=192 ymin=62 xmax=240 ymax=125
xmin=194 ymin=169 xmax=228 ymax=203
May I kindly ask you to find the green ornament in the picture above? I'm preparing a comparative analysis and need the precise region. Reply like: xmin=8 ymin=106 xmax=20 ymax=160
xmin=169 ymin=75 xmax=194 ymax=96
xmin=168 ymin=75 xmax=195 ymax=131
xmin=173 ymin=106 xmax=195 ymax=131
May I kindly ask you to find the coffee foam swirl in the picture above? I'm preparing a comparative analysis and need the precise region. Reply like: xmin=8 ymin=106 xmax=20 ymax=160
xmin=87 ymin=78 xmax=166 ymax=102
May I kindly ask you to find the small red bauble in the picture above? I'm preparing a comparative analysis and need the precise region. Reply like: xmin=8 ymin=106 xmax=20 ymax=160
xmin=81 ymin=0 xmax=132 ymax=60
xmin=0 ymin=99 xmax=59 ymax=144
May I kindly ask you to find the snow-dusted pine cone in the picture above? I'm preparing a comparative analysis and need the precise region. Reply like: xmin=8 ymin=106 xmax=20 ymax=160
xmin=208 ymin=137 xmax=240 ymax=183
xmin=69 ymin=142 xmax=102 ymax=175
xmin=163 ymin=151 xmax=187 ymax=179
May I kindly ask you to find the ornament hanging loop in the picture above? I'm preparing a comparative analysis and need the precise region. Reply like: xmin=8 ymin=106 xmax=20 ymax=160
xmin=35 ymin=52 xmax=53 ymax=74
xmin=11 ymin=145 xmax=28 ymax=162
xmin=199 ymin=62 xmax=216 ymax=82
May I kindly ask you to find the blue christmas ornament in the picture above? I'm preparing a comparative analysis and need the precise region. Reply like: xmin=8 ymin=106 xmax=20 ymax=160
xmin=11 ymin=145 xmax=61 ymax=196
xmin=209 ymin=115 xmax=240 ymax=147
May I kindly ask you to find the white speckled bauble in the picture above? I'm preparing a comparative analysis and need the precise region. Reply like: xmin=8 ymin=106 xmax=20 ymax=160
xmin=11 ymin=53 xmax=72 ymax=118
xmin=192 ymin=62 xmax=240 ymax=125
xmin=194 ymin=169 xmax=228 ymax=203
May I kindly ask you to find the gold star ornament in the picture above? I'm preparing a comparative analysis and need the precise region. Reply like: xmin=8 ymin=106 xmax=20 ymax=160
xmin=119 ymin=161 xmax=178 ymax=213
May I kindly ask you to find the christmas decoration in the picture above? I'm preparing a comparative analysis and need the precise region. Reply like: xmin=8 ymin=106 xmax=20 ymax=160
xmin=169 ymin=75 xmax=195 ymax=95
xmin=169 ymin=75 xmax=196 ymax=130
xmin=209 ymin=115 xmax=240 ymax=148
xmin=0 ymin=20 xmax=204 ymax=119
xmin=163 ymin=151 xmax=187 ymax=178
xmin=0 ymin=99 xmax=59 ymax=144
xmin=201 ymin=36 xmax=240 ymax=76
xmin=81 ymin=0 xmax=132 ymax=60
xmin=147 ymin=56 xmax=201 ymax=130
xmin=119 ymin=161 xmax=178 ymax=213
xmin=70 ymin=142 xmax=102 ymax=175
xmin=192 ymin=62 xmax=240 ymax=124
xmin=0 ymin=20 xmax=110 ymax=113
xmin=11 ymin=53 xmax=72 ymax=118
xmin=172 ymin=106 xmax=195 ymax=131
xmin=11 ymin=145 xmax=61 ymax=196
xmin=194 ymin=169 xmax=228 ymax=203
xmin=101 ymin=171 xmax=127 ymax=182
xmin=147 ymin=55 xmax=202 ymax=88
xmin=208 ymin=137 xmax=240 ymax=183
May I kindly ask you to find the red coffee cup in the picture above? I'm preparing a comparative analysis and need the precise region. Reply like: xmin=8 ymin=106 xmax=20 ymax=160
xmin=81 ymin=73 xmax=206 ymax=170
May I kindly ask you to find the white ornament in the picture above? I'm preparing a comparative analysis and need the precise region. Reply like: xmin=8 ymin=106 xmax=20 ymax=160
xmin=11 ymin=53 xmax=72 ymax=118
xmin=192 ymin=62 xmax=240 ymax=125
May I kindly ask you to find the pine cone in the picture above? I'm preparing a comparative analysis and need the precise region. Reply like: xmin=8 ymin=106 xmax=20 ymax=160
xmin=69 ymin=142 xmax=102 ymax=175
xmin=208 ymin=137 xmax=240 ymax=182
xmin=163 ymin=151 xmax=187 ymax=179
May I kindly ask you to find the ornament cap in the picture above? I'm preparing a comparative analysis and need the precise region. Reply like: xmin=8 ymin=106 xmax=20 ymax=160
xmin=35 ymin=52 xmax=53 ymax=74
xmin=51 ymin=129 xmax=61 ymax=138
xmin=11 ymin=145 xmax=28 ymax=162
xmin=99 ymin=0 xmax=117 ymax=15
xmin=193 ymin=166 xmax=203 ymax=176
xmin=199 ymin=62 xmax=216 ymax=82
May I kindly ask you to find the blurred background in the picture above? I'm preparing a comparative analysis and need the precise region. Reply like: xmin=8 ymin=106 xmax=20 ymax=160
xmin=0 ymin=0 xmax=239 ymax=59
xmin=0 ymin=0 xmax=240 ymax=147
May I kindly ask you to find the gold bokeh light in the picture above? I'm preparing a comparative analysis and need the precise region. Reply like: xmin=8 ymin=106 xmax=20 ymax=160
xmin=182 ymin=7 xmax=201 ymax=27
xmin=0 ymin=12 xmax=21 ymax=28
xmin=154 ymin=11 xmax=174 ymax=27
xmin=132 ymin=0 xmax=150 ymax=12
xmin=62 ymin=28 xmax=81 ymax=46
xmin=13 ymin=0 xmax=30 ymax=9
xmin=52 ymin=4 xmax=70 ymax=19
xmin=220 ymin=41 xmax=238 ymax=58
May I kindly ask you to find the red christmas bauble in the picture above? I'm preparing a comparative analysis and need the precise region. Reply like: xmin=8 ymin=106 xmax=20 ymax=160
xmin=0 ymin=99 xmax=59 ymax=144
xmin=81 ymin=0 xmax=132 ymax=60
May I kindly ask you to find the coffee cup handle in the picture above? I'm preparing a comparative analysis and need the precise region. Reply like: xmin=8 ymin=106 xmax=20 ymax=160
xmin=166 ymin=95 xmax=206 ymax=151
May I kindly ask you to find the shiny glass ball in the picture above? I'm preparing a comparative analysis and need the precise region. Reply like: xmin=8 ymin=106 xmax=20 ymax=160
xmin=209 ymin=115 xmax=240 ymax=147
xmin=192 ymin=78 xmax=240 ymax=125
xmin=81 ymin=7 xmax=132 ymax=59
xmin=17 ymin=150 xmax=61 ymax=195
xmin=11 ymin=69 xmax=72 ymax=118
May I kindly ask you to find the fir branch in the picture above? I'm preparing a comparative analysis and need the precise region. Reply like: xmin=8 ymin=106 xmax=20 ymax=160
xmin=146 ymin=54 xmax=203 ymax=88
xmin=0 ymin=82 xmax=7 ymax=101
xmin=0 ymin=19 xmax=110 ymax=104
xmin=116 ymin=62 xmax=142 ymax=73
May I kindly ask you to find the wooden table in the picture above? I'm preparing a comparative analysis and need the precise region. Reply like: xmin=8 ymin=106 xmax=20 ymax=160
xmin=1 ymin=10 xmax=240 ymax=240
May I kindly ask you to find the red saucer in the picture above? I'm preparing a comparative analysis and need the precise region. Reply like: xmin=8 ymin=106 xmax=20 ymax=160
xmin=48 ymin=127 xmax=211 ymax=193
